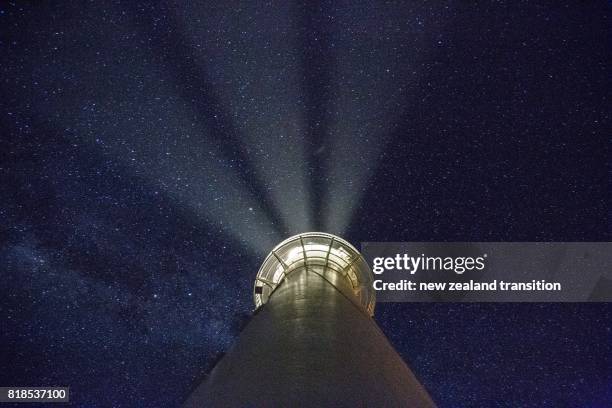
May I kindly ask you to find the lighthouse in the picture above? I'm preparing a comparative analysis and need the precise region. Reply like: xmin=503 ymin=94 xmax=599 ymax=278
xmin=184 ymin=232 xmax=435 ymax=407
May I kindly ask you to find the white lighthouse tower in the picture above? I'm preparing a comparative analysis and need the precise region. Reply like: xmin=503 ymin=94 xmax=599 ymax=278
xmin=185 ymin=232 xmax=435 ymax=407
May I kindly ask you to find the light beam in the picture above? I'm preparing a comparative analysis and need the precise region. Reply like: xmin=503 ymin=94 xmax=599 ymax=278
xmin=175 ymin=2 xmax=314 ymax=234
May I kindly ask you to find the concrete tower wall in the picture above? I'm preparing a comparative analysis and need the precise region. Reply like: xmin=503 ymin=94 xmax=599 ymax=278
xmin=184 ymin=267 xmax=435 ymax=407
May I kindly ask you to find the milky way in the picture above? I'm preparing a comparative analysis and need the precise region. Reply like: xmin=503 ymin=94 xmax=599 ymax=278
xmin=1 ymin=2 xmax=610 ymax=406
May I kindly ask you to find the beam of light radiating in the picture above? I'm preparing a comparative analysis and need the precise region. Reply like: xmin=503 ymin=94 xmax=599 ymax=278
xmin=174 ymin=2 xmax=314 ymax=234
xmin=16 ymin=4 xmax=282 ymax=256
xmin=85 ymin=101 xmax=281 ymax=256
xmin=319 ymin=3 xmax=452 ymax=235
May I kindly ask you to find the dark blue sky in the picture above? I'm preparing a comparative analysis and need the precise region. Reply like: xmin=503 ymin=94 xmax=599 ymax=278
xmin=1 ymin=1 xmax=610 ymax=406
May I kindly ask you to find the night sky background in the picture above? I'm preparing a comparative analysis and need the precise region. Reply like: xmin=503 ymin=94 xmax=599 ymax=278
xmin=1 ymin=1 xmax=610 ymax=407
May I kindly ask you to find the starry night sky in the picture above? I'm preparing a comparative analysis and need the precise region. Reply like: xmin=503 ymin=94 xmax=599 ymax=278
xmin=1 ymin=1 xmax=610 ymax=407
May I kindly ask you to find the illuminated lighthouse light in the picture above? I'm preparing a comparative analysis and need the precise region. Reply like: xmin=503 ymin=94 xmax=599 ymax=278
xmin=253 ymin=232 xmax=376 ymax=315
